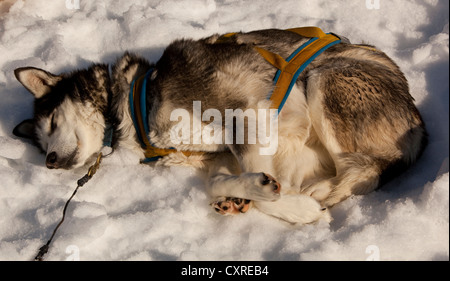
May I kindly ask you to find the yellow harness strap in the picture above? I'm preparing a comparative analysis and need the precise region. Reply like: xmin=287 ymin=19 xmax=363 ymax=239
xmin=254 ymin=27 xmax=341 ymax=111
xmin=216 ymin=27 xmax=342 ymax=112
xmin=253 ymin=26 xmax=329 ymax=70
xmin=287 ymin=27 xmax=327 ymax=38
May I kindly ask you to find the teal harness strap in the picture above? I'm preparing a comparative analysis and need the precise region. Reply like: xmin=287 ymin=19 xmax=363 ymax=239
xmin=129 ymin=69 xmax=185 ymax=163
xmin=129 ymin=69 xmax=154 ymax=149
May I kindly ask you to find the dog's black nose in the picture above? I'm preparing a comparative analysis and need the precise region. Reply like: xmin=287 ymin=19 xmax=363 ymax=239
xmin=46 ymin=152 xmax=58 ymax=169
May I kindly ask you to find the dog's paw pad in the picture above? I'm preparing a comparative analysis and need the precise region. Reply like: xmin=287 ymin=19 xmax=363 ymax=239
xmin=211 ymin=197 xmax=252 ymax=215
xmin=261 ymin=173 xmax=281 ymax=194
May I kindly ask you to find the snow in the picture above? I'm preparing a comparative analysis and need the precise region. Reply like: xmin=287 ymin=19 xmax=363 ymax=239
xmin=0 ymin=0 xmax=448 ymax=261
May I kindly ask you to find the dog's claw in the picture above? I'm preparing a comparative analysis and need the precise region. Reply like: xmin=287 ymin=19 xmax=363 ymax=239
xmin=261 ymin=174 xmax=271 ymax=185
xmin=261 ymin=173 xmax=281 ymax=194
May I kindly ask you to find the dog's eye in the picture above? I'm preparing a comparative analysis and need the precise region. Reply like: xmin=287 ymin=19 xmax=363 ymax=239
xmin=50 ymin=114 xmax=57 ymax=133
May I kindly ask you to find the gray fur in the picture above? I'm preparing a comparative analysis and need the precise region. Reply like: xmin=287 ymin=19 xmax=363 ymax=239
xmin=13 ymin=28 xmax=427 ymax=223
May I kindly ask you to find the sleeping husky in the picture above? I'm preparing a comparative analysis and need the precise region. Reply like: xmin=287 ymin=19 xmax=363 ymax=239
xmin=13 ymin=28 xmax=427 ymax=224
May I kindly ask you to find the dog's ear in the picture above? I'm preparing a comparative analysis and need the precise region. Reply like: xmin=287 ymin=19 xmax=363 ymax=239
xmin=13 ymin=119 xmax=35 ymax=140
xmin=14 ymin=67 xmax=62 ymax=99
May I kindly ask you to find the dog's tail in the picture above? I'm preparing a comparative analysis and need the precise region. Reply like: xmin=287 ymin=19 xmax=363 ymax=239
xmin=379 ymin=126 xmax=428 ymax=187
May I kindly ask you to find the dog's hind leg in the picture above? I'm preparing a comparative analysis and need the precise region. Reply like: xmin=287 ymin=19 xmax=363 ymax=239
xmin=302 ymin=153 xmax=383 ymax=207
xmin=302 ymin=56 xmax=426 ymax=207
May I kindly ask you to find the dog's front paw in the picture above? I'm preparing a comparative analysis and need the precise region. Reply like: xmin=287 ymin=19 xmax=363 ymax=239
xmin=244 ymin=172 xmax=281 ymax=201
xmin=211 ymin=197 xmax=252 ymax=215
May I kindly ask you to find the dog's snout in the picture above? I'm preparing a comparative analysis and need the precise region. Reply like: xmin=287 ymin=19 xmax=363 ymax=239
xmin=46 ymin=152 xmax=58 ymax=169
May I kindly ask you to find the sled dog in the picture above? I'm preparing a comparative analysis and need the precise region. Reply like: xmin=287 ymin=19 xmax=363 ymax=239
xmin=13 ymin=28 xmax=427 ymax=224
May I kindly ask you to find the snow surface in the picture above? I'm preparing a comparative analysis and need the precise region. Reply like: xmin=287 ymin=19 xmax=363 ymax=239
xmin=0 ymin=0 xmax=448 ymax=261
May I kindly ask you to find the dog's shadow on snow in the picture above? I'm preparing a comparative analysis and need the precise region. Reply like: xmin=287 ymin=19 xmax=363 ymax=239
xmin=388 ymin=0 xmax=449 ymax=192
xmin=101 ymin=47 xmax=168 ymax=67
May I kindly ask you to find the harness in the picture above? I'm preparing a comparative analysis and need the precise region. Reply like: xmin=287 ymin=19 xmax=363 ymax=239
xmin=129 ymin=26 xmax=344 ymax=162
xmin=128 ymin=70 xmax=191 ymax=162
xmin=218 ymin=27 xmax=343 ymax=113
xmin=259 ymin=27 xmax=342 ymax=112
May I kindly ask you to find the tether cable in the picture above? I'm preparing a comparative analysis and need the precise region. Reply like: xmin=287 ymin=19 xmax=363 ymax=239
xmin=34 ymin=152 xmax=103 ymax=261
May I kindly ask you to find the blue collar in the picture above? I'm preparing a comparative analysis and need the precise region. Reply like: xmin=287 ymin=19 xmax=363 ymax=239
xmin=102 ymin=122 xmax=114 ymax=148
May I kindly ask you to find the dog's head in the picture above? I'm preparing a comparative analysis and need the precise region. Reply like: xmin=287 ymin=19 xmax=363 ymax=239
xmin=13 ymin=65 xmax=110 ymax=169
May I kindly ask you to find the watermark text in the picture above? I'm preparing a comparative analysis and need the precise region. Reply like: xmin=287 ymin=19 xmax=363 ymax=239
xmin=65 ymin=245 xmax=80 ymax=261
xmin=170 ymin=101 xmax=279 ymax=155
xmin=366 ymin=0 xmax=380 ymax=10
xmin=65 ymin=0 xmax=80 ymax=10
